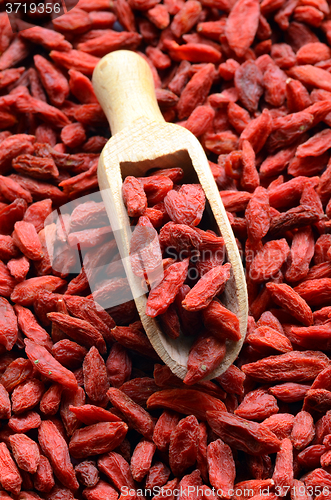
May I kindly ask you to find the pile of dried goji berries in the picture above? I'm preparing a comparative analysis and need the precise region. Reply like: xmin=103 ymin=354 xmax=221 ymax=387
xmin=2 ymin=0 xmax=331 ymax=498
xmin=123 ymin=173 xmax=241 ymax=384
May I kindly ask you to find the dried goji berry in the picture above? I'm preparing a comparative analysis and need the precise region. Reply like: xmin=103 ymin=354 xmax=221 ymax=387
xmin=235 ymin=388 xmax=279 ymax=420
xmin=146 ymin=461 xmax=171 ymax=490
xmin=164 ymin=184 xmax=205 ymax=226
xmin=207 ymin=439 xmax=235 ymax=498
xmin=11 ymin=378 xmax=44 ymax=414
xmin=0 ymin=383 xmax=10 ymax=419
xmin=130 ymin=440 xmax=156 ymax=481
xmin=60 ymin=386 xmax=85 ymax=437
xmin=235 ymin=61 xmax=264 ymax=113
xmin=291 ymin=410 xmax=315 ymax=450
xmin=75 ymin=460 xmax=99 ymax=488
xmin=111 ymin=322 xmax=158 ymax=359
xmin=107 ymin=387 xmax=155 ymax=440
xmin=83 ymin=346 xmax=109 ymax=404
xmin=247 ymin=326 xmax=293 ymax=354
xmin=97 ymin=452 xmax=135 ymax=491
xmin=122 ymin=176 xmax=148 ymax=218
xmin=242 ymin=350 xmax=329 ymax=383
xmin=146 ymin=259 xmax=189 ymax=317
xmin=266 ymin=282 xmax=313 ymax=326
xmin=225 ymin=0 xmax=260 ymax=57
xmin=33 ymin=454 xmax=55 ymax=493
xmin=249 ymin=239 xmax=290 ymax=283
xmin=39 ymin=384 xmax=63 ymax=416
xmin=182 ymin=263 xmax=231 ymax=311
xmin=14 ymin=305 xmax=53 ymax=350
xmin=25 ymin=339 xmax=78 ymax=392
xmin=184 ymin=332 xmax=226 ymax=385
xmin=9 ymin=434 xmax=40 ymax=474
xmin=271 ymin=438 xmax=294 ymax=497
xmin=261 ymin=414 xmax=295 ymax=441
xmin=207 ymin=411 xmax=281 ymax=455
xmin=177 ymin=64 xmax=215 ymax=119
xmin=69 ymin=404 xmax=122 ymax=425
xmin=47 ymin=312 xmax=106 ymax=354
xmin=0 ymin=442 xmax=22 ymax=495
xmin=69 ymin=421 xmax=128 ymax=459
xmin=106 ymin=343 xmax=132 ymax=388
xmin=153 ymin=410 xmax=180 ymax=452
xmin=38 ymin=420 xmax=79 ymax=491
xmin=147 ymin=388 xmax=227 ymax=419
xmin=202 ymin=299 xmax=241 ymax=342
xmin=0 ymin=297 xmax=18 ymax=351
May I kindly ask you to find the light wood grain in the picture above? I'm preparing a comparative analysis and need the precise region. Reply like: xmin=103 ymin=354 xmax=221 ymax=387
xmin=93 ymin=50 xmax=248 ymax=380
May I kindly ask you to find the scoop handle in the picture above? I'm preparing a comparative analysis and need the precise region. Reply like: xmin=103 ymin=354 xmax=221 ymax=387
xmin=92 ymin=50 xmax=165 ymax=136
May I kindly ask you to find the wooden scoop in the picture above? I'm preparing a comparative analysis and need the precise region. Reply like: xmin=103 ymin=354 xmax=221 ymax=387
xmin=92 ymin=50 xmax=248 ymax=380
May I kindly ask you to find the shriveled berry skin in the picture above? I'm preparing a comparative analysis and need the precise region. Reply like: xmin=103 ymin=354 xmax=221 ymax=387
xmin=122 ymin=176 xmax=147 ymax=217
xmin=169 ymin=415 xmax=199 ymax=476
xmin=3 ymin=0 xmax=331 ymax=496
